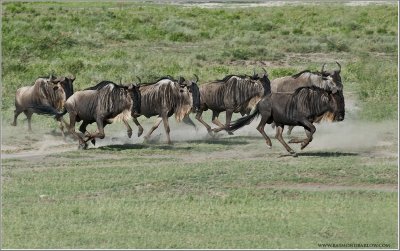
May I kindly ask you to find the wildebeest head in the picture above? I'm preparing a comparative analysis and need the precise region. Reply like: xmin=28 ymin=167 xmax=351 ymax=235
xmin=52 ymin=76 xmax=76 ymax=99
xmin=319 ymin=62 xmax=343 ymax=94
xmin=329 ymin=90 xmax=345 ymax=122
xmin=128 ymin=83 xmax=141 ymax=116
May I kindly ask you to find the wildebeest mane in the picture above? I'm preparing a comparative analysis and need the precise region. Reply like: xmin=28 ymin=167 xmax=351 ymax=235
xmin=291 ymin=70 xmax=323 ymax=79
xmin=84 ymin=80 xmax=123 ymax=90
xmin=140 ymin=76 xmax=177 ymax=86
xmin=286 ymin=86 xmax=330 ymax=120
xmin=217 ymin=74 xmax=253 ymax=83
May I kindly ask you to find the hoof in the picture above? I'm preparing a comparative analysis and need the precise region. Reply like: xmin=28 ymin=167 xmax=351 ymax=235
xmin=91 ymin=139 xmax=96 ymax=145
xmin=290 ymin=151 xmax=298 ymax=157
xmin=228 ymin=131 xmax=234 ymax=135
xmin=11 ymin=122 xmax=16 ymax=126
xmin=78 ymin=143 xmax=88 ymax=150
xmin=127 ymin=130 xmax=132 ymax=138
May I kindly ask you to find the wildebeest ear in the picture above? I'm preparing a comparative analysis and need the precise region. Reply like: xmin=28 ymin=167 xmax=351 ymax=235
xmin=70 ymin=75 xmax=76 ymax=81
xmin=178 ymin=76 xmax=185 ymax=85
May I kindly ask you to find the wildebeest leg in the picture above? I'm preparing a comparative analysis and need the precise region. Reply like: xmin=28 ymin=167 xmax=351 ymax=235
xmin=287 ymin=126 xmax=294 ymax=135
xmin=132 ymin=117 xmax=144 ymax=137
xmin=24 ymin=111 xmax=33 ymax=132
xmin=84 ymin=119 xmax=106 ymax=147
xmin=299 ymin=121 xmax=316 ymax=150
xmin=161 ymin=115 xmax=172 ymax=145
xmin=195 ymin=110 xmax=213 ymax=135
xmin=122 ymin=118 xmax=133 ymax=138
xmin=182 ymin=115 xmax=198 ymax=132
xmin=57 ymin=118 xmax=66 ymax=139
xmin=288 ymin=122 xmax=315 ymax=149
xmin=224 ymin=109 xmax=234 ymax=135
xmin=11 ymin=109 xmax=23 ymax=126
xmin=143 ymin=117 xmax=163 ymax=143
xmin=275 ymin=126 xmax=297 ymax=157
xmin=67 ymin=113 xmax=87 ymax=149
xmin=256 ymin=117 xmax=272 ymax=148
xmin=78 ymin=121 xmax=95 ymax=145
xmin=211 ymin=111 xmax=224 ymax=128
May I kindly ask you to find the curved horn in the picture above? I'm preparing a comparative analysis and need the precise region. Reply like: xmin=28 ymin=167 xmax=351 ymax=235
xmin=70 ymin=75 xmax=76 ymax=81
xmin=253 ymin=68 xmax=256 ymax=77
xmin=178 ymin=76 xmax=185 ymax=85
xmin=262 ymin=67 xmax=267 ymax=75
xmin=136 ymin=76 xmax=141 ymax=84
xmin=335 ymin=61 xmax=341 ymax=73
xmin=321 ymin=63 xmax=326 ymax=73
xmin=193 ymin=74 xmax=199 ymax=83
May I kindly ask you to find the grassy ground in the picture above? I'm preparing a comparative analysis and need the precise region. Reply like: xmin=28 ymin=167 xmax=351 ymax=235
xmin=1 ymin=1 xmax=398 ymax=249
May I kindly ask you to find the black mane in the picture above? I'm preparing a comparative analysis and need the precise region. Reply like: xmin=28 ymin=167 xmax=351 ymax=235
xmin=84 ymin=80 xmax=127 ymax=91
xmin=291 ymin=70 xmax=322 ymax=79
xmin=140 ymin=75 xmax=177 ymax=86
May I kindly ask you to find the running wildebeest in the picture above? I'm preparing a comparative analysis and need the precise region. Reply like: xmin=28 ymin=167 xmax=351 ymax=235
xmin=271 ymin=62 xmax=343 ymax=135
xmin=32 ymin=81 xmax=141 ymax=149
xmin=131 ymin=75 xmax=201 ymax=144
xmin=227 ymin=81 xmax=345 ymax=157
xmin=195 ymin=69 xmax=270 ymax=135
xmin=12 ymin=75 xmax=75 ymax=136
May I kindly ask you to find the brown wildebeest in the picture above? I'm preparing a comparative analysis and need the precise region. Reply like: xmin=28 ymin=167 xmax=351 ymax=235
xmin=271 ymin=62 xmax=343 ymax=134
xmin=227 ymin=83 xmax=345 ymax=157
xmin=12 ymin=75 xmax=75 ymax=136
xmin=31 ymin=81 xmax=141 ymax=149
xmin=195 ymin=69 xmax=270 ymax=135
xmin=131 ymin=75 xmax=201 ymax=144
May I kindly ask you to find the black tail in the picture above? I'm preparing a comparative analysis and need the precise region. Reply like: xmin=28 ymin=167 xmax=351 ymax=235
xmin=227 ymin=106 xmax=260 ymax=132
xmin=29 ymin=105 xmax=67 ymax=119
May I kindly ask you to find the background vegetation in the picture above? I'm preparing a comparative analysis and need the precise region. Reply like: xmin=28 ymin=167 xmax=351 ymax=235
xmin=1 ymin=1 xmax=398 ymax=120
xmin=1 ymin=1 xmax=398 ymax=249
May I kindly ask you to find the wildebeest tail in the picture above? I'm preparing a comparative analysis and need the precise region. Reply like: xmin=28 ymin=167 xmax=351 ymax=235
xmin=29 ymin=105 xmax=67 ymax=119
xmin=227 ymin=106 xmax=260 ymax=132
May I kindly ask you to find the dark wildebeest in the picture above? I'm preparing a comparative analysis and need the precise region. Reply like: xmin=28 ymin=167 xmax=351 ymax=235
xmin=131 ymin=75 xmax=200 ymax=144
xmin=271 ymin=62 xmax=343 ymax=134
xmin=227 ymin=83 xmax=345 ymax=157
xmin=195 ymin=69 xmax=270 ymax=135
xmin=32 ymin=81 xmax=141 ymax=149
xmin=12 ymin=75 xmax=75 ymax=136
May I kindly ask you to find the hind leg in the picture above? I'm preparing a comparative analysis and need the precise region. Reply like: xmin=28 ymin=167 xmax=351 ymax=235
xmin=24 ymin=111 xmax=33 ymax=132
xmin=11 ymin=109 xmax=23 ymax=126
xmin=275 ymin=125 xmax=297 ymax=157
xmin=256 ymin=117 xmax=272 ymax=148
xmin=195 ymin=110 xmax=213 ymax=136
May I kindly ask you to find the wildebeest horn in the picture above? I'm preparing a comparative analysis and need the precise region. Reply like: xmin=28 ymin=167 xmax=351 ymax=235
xmin=253 ymin=68 xmax=257 ymax=78
xmin=136 ymin=76 xmax=141 ymax=84
xmin=262 ymin=67 xmax=267 ymax=75
xmin=193 ymin=74 xmax=199 ymax=83
xmin=321 ymin=63 xmax=326 ymax=73
xmin=336 ymin=61 xmax=341 ymax=73
xmin=70 ymin=75 xmax=76 ymax=81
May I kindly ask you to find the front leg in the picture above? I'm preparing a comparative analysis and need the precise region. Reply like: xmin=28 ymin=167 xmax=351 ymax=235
xmin=122 ymin=118 xmax=133 ymax=138
xmin=161 ymin=115 xmax=172 ymax=144
xmin=132 ymin=117 xmax=144 ymax=137
xmin=143 ymin=117 xmax=163 ymax=143
xmin=195 ymin=110 xmax=213 ymax=135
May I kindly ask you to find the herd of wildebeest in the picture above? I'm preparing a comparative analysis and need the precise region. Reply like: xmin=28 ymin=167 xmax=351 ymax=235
xmin=12 ymin=62 xmax=345 ymax=156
